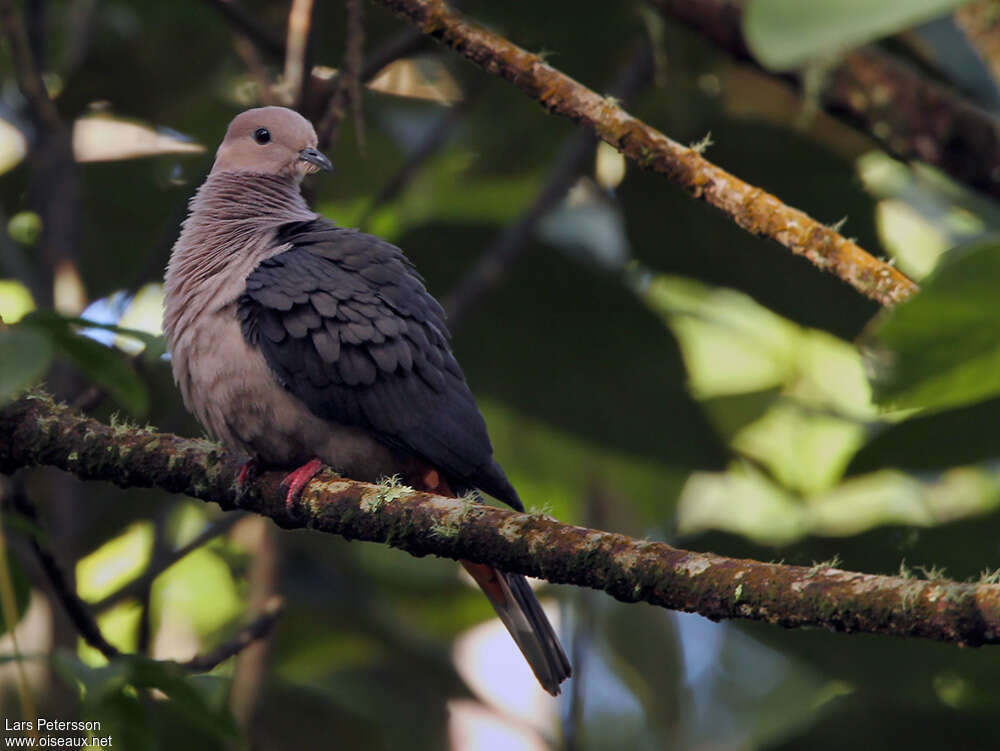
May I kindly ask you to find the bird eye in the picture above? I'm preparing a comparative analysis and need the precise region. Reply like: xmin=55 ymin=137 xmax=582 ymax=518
xmin=253 ymin=127 xmax=271 ymax=145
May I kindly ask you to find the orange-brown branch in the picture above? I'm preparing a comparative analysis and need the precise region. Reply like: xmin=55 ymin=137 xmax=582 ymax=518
xmin=376 ymin=0 xmax=918 ymax=306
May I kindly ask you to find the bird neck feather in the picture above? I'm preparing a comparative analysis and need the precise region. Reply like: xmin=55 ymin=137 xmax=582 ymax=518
xmin=163 ymin=172 xmax=317 ymax=348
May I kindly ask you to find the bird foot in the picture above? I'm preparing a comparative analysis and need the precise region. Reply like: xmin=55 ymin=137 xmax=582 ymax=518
xmin=235 ymin=458 xmax=260 ymax=498
xmin=279 ymin=458 xmax=324 ymax=510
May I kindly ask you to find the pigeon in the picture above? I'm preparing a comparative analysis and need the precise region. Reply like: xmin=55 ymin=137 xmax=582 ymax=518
xmin=163 ymin=106 xmax=571 ymax=694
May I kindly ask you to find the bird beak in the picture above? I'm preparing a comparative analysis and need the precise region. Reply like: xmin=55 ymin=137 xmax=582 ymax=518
xmin=298 ymin=147 xmax=333 ymax=173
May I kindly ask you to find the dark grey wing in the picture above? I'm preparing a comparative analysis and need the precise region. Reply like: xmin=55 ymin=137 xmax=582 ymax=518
xmin=238 ymin=220 xmax=520 ymax=508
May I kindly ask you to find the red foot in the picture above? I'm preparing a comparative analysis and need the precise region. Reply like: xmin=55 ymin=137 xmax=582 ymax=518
xmin=235 ymin=458 xmax=260 ymax=496
xmin=280 ymin=458 xmax=324 ymax=510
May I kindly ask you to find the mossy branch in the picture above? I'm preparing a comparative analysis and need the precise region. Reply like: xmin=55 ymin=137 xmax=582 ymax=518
xmin=375 ymin=0 xmax=917 ymax=306
xmin=4 ymin=392 xmax=1000 ymax=647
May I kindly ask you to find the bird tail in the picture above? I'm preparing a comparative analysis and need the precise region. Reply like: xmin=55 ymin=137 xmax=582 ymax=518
xmin=461 ymin=560 xmax=572 ymax=696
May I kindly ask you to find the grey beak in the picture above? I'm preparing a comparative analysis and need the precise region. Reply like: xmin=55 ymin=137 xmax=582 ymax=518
xmin=299 ymin=147 xmax=333 ymax=172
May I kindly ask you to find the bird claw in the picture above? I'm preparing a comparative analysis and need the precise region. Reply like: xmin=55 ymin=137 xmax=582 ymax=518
xmin=234 ymin=458 xmax=260 ymax=498
xmin=279 ymin=458 xmax=324 ymax=511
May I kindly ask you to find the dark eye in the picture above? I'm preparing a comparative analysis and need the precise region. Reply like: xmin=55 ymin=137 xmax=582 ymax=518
xmin=253 ymin=127 xmax=271 ymax=145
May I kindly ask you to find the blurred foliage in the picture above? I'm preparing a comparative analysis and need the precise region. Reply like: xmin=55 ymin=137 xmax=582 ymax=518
xmin=744 ymin=0 xmax=970 ymax=70
xmin=3 ymin=0 xmax=1000 ymax=749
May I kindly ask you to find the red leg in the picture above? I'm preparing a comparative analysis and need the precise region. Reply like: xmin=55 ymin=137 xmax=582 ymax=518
xmin=279 ymin=458 xmax=324 ymax=510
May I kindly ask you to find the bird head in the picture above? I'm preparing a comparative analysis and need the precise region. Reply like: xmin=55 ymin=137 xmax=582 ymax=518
xmin=211 ymin=106 xmax=333 ymax=180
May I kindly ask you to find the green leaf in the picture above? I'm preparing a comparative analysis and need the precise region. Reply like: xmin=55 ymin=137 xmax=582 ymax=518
xmin=869 ymin=235 xmax=1000 ymax=412
xmin=21 ymin=310 xmax=149 ymax=415
xmin=0 ymin=326 xmax=54 ymax=404
xmin=52 ymin=651 xmax=240 ymax=745
xmin=744 ymin=0 xmax=969 ymax=70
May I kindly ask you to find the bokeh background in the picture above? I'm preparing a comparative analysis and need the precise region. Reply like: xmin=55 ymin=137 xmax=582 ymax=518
xmin=4 ymin=0 xmax=1000 ymax=748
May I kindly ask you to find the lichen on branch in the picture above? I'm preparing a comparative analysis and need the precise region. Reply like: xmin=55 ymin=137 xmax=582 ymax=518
xmin=3 ymin=392 xmax=1000 ymax=648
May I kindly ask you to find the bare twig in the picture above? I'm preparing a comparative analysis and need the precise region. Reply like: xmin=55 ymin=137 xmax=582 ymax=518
xmin=204 ymin=0 xmax=285 ymax=59
xmin=345 ymin=0 xmax=366 ymax=153
xmin=180 ymin=595 xmax=284 ymax=672
xmin=357 ymin=87 xmax=482 ymax=229
xmin=444 ymin=44 xmax=653 ymax=324
xmin=7 ymin=480 xmax=278 ymax=672
xmin=314 ymin=29 xmax=426 ymax=149
xmin=0 ymin=0 xmax=60 ymax=131
xmin=8 ymin=490 xmax=121 ymax=660
xmin=93 ymin=513 xmax=245 ymax=612
xmin=376 ymin=0 xmax=917 ymax=306
xmin=0 ymin=490 xmax=37 ymax=730
xmin=228 ymin=519 xmax=281 ymax=727
xmin=6 ymin=392 xmax=1000 ymax=648
xmin=283 ymin=0 xmax=314 ymax=106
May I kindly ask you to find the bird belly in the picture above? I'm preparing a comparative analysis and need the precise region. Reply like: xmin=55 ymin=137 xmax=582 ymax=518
xmin=170 ymin=307 xmax=404 ymax=480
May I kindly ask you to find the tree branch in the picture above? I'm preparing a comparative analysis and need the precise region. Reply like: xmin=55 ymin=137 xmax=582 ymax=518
xmin=955 ymin=0 xmax=1000 ymax=90
xmin=4 ymin=392 xmax=1000 ymax=648
xmin=0 ymin=0 xmax=61 ymax=131
xmin=374 ymin=0 xmax=917 ymax=306
xmin=5 ymin=475 xmax=278 ymax=672
xmin=444 ymin=43 xmax=653 ymax=326
xmin=652 ymin=0 xmax=1000 ymax=202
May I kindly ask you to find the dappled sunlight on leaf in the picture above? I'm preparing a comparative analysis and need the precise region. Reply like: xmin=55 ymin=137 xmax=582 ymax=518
xmin=0 ymin=117 xmax=27 ymax=174
xmin=478 ymin=399 xmax=688 ymax=524
xmin=73 ymin=116 xmax=204 ymax=163
xmin=644 ymin=275 xmax=800 ymax=397
xmin=875 ymin=200 xmax=948 ymax=280
xmin=53 ymin=259 xmax=87 ymax=315
xmin=594 ymin=141 xmax=626 ymax=190
xmin=678 ymin=465 xmax=806 ymax=544
xmin=79 ymin=602 xmax=143 ymax=665
xmin=77 ymin=523 xmax=153 ymax=603
xmin=321 ymin=152 xmax=543 ymax=242
xmin=643 ymin=273 xmax=872 ymax=501
xmin=744 ymin=0 xmax=969 ymax=70
xmin=868 ymin=234 xmax=1000 ymax=412
xmin=152 ymin=548 xmax=242 ymax=649
xmin=0 ymin=280 xmax=35 ymax=323
xmin=681 ymin=462 xmax=1000 ymax=541
xmin=367 ymin=58 xmax=463 ymax=104
xmin=0 ymin=326 xmax=54 ymax=404
xmin=7 ymin=211 xmax=42 ymax=246
xmin=732 ymin=404 xmax=865 ymax=495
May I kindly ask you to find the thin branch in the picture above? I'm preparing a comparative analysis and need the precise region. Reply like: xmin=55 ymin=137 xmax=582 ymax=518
xmin=180 ymin=595 xmax=284 ymax=672
xmin=376 ymin=0 xmax=917 ymax=307
xmin=652 ymin=0 xmax=1000 ymax=201
xmin=0 ymin=0 xmax=61 ymax=131
xmin=283 ymin=0 xmax=314 ymax=106
xmin=345 ymin=0 xmax=366 ymax=154
xmin=9 ymin=489 xmax=121 ymax=660
xmin=5 ymin=392 xmax=1000 ymax=648
xmin=93 ymin=513 xmax=245 ymax=612
xmin=444 ymin=44 xmax=653 ymax=326
xmin=228 ymin=519 xmax=281 ymax=726
xmin=204 ymin=0 xmax=286 ymax=60
xmin=6 ymin=475 xmax=278 ymax=671
xmin=314 ymin=29 xmax=427 ymax=149
xmin=357 ymin=87 xmax=482 ymax=229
